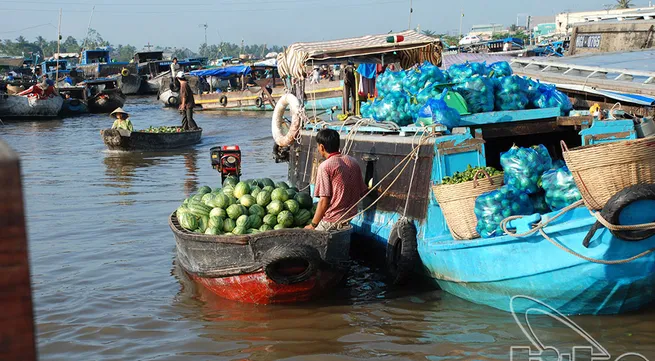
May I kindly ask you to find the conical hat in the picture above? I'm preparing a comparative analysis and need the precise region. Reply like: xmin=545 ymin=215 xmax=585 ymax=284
xmin=110 ymin=107 xmax=128 ymax=117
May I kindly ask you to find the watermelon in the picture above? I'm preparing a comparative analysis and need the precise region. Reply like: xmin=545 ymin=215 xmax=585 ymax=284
xmin=290 ymin=187 xmax=299 ymax=192
xmin=284 ymin=199 xmax=300 ymax=215
xmin=197 ymin=215 xmax=209 ymax=232
xmin=223 ymin=218 xmax=236 ymax=233
xmin=212 ymin=187 xmax=222 ymax=193
xmin=210 ymin=193 xmax=230 ymax=209
xmin=274 ymin=224 xmax=286 ymax=230
xmin=247 ymin=214 xmax=263 ymax=229
xmin=208 ymin=216 xmax=224 ymax=230
xmin=198 ymin=186 xmax=212 ymax=195
xmin=222 ymin=184 xmax=235 ymax=198
xmin=250 ymin=186 xmax=262 ymax=198
xmin=239 ymin=205 xmax=248 ymax=217
xmin=263 ymin=214 xmax=278 ymax=227
xmin=201 ymin=193 xmax=214 ymax=206
xmin=239 ymin=194 xmax=256 ymax=208
xmin=248 ymin=179 xmax=260 ymax=188
xmin=247 ymin=228 xmax=261 ymax=234
xmin=275 ymin=181 xmax=289 ymax=189
xmin=271 ymin=188 xmax=290 ymax=202
xmin=226 ymin=204 xmax=243 ymax=220
xmin=191 ymin=193 xmax=204 ymax=202
xmin=295 ymin=209 xmax=312 ymax=226
xmin=227 ymin=196 xmax=237 ymax=206
xmin=176 ymin=205 xmax=190 ymax=219
xmin=256 ymin=191 xmax=272 ymax=207
xmin=295 ymin=192 xmax=313 ymax=209
xmin=232 ymin=226 xmax=247 ymax=235
xmin=223 ymin=176 xmax=239 ymax=187
xmin=236 ymin=215 xmax=251 ymax=229
xmin=261 ymin=178 xmax=275 ymax=188
xmin=183 ymin=197 xmax=190 ymax=205
xmin=267 ymin=200 xmax=285 ymax=216
xmin=277 ymin=210 xmax=294 ymax=228
xmin=286 ymin=188 xmax=297 ymax=199
xmin=179 ymin=213 xmax=198 ymax=231
xmin=312 ymin=203 xmax=318 ymax=214
xmin=187 ymin=203 xmax=211 ymax=218
xmin=210 ymin=207 xmax=227 ymax=219
xmin=234 ymin=182 xmax=251 ymax=199
xmin=260 ymin=224 xmax=273 ymax=232
xmin=248 ymin=204 xmax=266 ymax=218
xmin=204 ymin=227 xmax=222 ymax=235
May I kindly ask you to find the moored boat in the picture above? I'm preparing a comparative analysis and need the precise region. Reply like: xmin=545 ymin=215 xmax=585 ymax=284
xmin=169 ymin=212 xmax=352 ymax=304
xmin=58 ymin=86 xmax=89 ymax=116
xmin=0 ymin=93 xmax=63 ymax=120
xmin=100 ymin=127 xmax=202 ymax=151
xmin=83 ymin=78 xmax=126 ymax=114
xmin=116 ymin=73 xmax=143 ymax=95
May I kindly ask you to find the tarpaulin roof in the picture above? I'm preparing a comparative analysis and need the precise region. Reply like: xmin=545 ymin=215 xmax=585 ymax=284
xmin=189 ymin=65 xmax=251 ymax=78
xmin=253 ymin=58 xmax=277 ymax=67
xmin=0 ymin=56 xmax=26 ymax=67
xmin=277 ymin=30 xmax=443 ymax=78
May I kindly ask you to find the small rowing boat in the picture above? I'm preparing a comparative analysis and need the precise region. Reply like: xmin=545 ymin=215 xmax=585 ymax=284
xmin=0 ymin=94 xmax=63 ymax=120
xmin=100 ymin=126 xmax=202 ymax=151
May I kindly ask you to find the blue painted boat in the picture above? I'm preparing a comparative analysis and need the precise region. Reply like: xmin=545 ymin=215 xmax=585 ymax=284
xmin=286 ymin=107 xmax=655 ymax=315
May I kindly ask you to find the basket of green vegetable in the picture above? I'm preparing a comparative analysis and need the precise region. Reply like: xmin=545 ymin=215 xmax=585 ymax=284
xmin=432 ymin=166 xmax=504 ymax=240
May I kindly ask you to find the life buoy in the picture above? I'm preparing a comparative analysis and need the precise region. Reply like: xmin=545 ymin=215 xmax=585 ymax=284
xmin=121 ymin=68 xmax=130 ymax=77
xmin=272 ymin=93 xmax=302 ymax=147
xmin=260 ymin=244 xmax=320 ymax=284
xmin=583 ymin=184 xmax=655 ymax=247
xmin=167 ymin=96 xmax=178 ymax=105
xmin=255 ymin=97 xmax=264 ymax=108
xmin=386 ymin=218 xmax=419 ymax=285
xmin=219 ymin=95 xmax=228 ymax=107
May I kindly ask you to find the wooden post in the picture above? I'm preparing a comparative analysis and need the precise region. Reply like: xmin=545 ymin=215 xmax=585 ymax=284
xmin=0 ymin=140 xmax=37 ymax=361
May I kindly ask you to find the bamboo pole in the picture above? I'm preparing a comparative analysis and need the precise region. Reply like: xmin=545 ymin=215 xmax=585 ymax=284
xmin=56 ymin=8 xmax=62 ymax=87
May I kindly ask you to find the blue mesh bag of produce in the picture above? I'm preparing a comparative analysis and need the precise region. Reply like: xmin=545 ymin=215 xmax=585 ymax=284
xmin=415 ymin=89 xmax=461 ymax=128
xmin=530 ymin=192 xmax=551 ymax=214
xmin=448 ymin=62 xmax=489 ymax=83
xmin=488 ymin=61 xmax=513 ymax=78
xmin=534 ymin=84 xmax=573 ymax=115
xmin=360 ymin=100 xmax=375 ymax=119
xmin=494 ymin=76 xmax=530 ymax=111
xmin=453 ymin=76 xmax=495 ymax=113
xmin=541 ymin=165 xmax=583 ymax=211
xmin=474 ymin=185 xmax=534 ymax=238
xmin=525 ymin=77 xmax=541 ymax=107
xmin=403 ymin=63 xmax=449 ymax=95
xmin=376 ymin=70 xmax=405 ymax=98
xmin=372 ymin=93 xmax=413 ymax=126
xmin=500 ymin=145 xmax=553 ymax=194
xmin=419 ymin=61 xmax=450 ymax=84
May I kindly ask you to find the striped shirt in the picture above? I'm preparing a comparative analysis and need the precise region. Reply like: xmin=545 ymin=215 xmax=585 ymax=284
xmin=314 ymin=153 xmax=367 ymax=223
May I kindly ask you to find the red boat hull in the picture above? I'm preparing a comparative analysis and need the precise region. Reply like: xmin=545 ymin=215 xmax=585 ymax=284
xmin=187 ymin=269 xmax=345 ymax=304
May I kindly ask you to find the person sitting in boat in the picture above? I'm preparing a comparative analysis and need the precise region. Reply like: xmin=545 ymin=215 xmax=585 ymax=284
xmin=177 ymin=72 xmax=199 ymax=131
xmin=305 ymin=129 xmax=367 ymax=231
xmin=110 ymin=107 xmax=134 ymax=132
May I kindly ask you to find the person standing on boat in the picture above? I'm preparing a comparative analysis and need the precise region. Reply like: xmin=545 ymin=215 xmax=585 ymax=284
xmin=110 ymin=108 xmax=134 ymax=132
xmin=170 ymin=57 xmax=181 ymax=78
xmin=343 ymin=61 xmax=356 ymax=114
xmin=177 ymin=71 xmax=199 ymax=131
xmin=305 ymin=129 xmax=367 ymax=231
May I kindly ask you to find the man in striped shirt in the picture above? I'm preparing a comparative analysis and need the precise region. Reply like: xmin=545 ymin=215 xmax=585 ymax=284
xmin=305 ymin=129 xmax=367 ymax=231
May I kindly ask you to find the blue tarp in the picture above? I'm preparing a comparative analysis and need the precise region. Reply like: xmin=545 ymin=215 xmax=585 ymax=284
xmin=190 ymin=65 xmax=251 ymax=78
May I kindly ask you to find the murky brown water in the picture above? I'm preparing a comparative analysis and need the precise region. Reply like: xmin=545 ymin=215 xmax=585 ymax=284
xmin=2 ymin=96 xmax=654 ymax=360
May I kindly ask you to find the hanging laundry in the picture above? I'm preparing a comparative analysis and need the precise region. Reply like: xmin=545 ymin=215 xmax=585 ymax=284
xmin=356 ymin=63 xmax=377 ymax=79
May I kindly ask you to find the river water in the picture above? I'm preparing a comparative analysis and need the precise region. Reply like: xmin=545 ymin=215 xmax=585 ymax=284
xmin=2 ymin=97 xmax=654 ymax=361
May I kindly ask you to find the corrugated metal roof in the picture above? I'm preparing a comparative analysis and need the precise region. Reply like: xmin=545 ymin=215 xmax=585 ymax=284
xmin=441 ymin=53 xmax=514 ymax=68
xmin=540 ymin=49 xmax=655 ymax=72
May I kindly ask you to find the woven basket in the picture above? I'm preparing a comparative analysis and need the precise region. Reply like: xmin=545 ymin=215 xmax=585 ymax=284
xmin=432 ymin=170 xmax=504 ymax=240
xmin=561 ymin=138 xmax=655 ymax=210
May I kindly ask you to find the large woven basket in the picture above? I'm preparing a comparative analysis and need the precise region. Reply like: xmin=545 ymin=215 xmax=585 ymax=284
xmin=432 ymin=170 xmax=504 ymax=240
xmin=562 ymin=138 xmax=655 ymax=210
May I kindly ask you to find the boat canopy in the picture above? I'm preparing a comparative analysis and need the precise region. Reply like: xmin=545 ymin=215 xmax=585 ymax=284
xmin=0 ymin=56 xmax=25 ymax=67
xmin=189 ymin=65 xmax=251 ymax=78
xmin=277 ymin=30 xmax=443 ymax=78
xmin=253 ymin=58 xmax=277 ymax=67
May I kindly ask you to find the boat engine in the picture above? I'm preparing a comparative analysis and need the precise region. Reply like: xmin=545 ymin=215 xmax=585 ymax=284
xmin=210 ymin=145 xmax=241 ymax=183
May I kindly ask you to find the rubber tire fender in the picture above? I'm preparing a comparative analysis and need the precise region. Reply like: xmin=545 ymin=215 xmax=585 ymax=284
xmin=255 ymin=97 xmax=264 ymax=108
xmin=121 ymin=68 xmax=130 ymax=77
xmin=261 ymin=244 xmax=321 ymax=285
xmin=219 ymin=95 xmax=228 ymax=107
xmin=167 ymin=96 xmax=179 ymax=106
xmin=386 ymin=218 xmax=419 ymax=285
xmin=583 ymin=183 xmax=655 ymax=247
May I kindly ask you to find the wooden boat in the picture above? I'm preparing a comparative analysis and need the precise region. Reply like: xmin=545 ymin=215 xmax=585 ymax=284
xmin=116 ymin=73 xmax=143 ymax=95
xmin=83 ymin=78 xmax=126 ymax=114
xmin=157 ymin=76 xmax=202 ymax=107
xmin=0 ymin=94 xmax=63 ymax=120
xmin=100 ymin=127 xmax=202 ymax=151
xmin=169 ymin=212 xmax=352 ymax=304
xmin=58 ymin=86 xmax=89 ymax=116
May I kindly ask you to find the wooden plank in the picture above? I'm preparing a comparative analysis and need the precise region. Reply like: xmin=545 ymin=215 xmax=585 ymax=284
xmin=557 ymin=115 xmax=593 ymax=127
xmin=0 ymin=140 xmax=36 ymax=361
xmin=458 ymin=107 xmax=561 ymax=126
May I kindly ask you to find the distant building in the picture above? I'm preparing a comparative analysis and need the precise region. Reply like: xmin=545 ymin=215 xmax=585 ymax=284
xmin=470 ymin=24 xmax=505 ymax=39
xmin=533 ymin=23 xmax=557 ymax=40
xmin=556 ymin=6 xmax=655 ymax=34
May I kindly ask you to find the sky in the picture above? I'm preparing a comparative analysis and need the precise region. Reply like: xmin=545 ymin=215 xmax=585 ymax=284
xmin=1 ymin=0 xmax=653 ymax=51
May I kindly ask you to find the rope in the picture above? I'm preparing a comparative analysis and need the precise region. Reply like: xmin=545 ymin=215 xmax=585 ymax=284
xmin=500 ymin=200 xmax=655 ymax=265
xmin=402 ymin=131 xmax=427 ymax=217
xmin=589 ymin=210 xmax=655 ymax=231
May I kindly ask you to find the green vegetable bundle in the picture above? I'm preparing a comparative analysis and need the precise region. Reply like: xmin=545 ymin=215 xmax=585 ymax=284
xmin=176 ymin=177 xmax=316 ymax=235
xmin=441 ymin=165 xmax=502 ymax=185
xmin=139 ymin=126 xmax=184 ymax=133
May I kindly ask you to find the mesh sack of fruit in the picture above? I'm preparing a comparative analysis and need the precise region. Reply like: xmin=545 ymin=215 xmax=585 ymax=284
xmin=372 ymin=92 xmax=413 ymax=126
xmin=415 ymin=89 xmax=461 ymax=128
xmin=541 ymin=165 xmax=582 ymax=211
xmin=453 ymin=76 xmax=495 ymax=113
xmin=376 ymin=70 xmax=405 ymax=98
xmin=487 ymin=61 xmax=513 ymax=78
xmin=534 ymin=84 xmax=573 ymax=115
xmin=500 ymin=145 xmax=553 ymax=195
xmin=474 ymin=185 xmax=534 ymax=238
xmin=494 ymin=76 xmax=530 ymax=111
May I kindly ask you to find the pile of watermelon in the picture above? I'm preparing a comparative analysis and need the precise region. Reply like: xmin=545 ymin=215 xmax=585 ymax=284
xmin=175 ymin=176 xmax=316 ymax=235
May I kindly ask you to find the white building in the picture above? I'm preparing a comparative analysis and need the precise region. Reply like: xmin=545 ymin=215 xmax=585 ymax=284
xmin=556 ymin=6 xmax=655 ymax=34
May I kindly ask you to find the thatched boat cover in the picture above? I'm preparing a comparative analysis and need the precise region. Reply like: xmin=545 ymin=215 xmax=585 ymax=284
xmin=277 ymin=30 xmax=442 ymax=79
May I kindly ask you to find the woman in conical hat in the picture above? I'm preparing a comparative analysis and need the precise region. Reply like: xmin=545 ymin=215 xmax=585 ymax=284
xmin=110 ymin=107 xmax=134 ymax=132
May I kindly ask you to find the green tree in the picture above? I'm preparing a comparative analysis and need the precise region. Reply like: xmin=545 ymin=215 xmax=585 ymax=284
xmin=113 ymin=44 xmax=137 ymax=62
xmin=421 ymin=29 xmax=438 ymax=37
xmin=616 ymin=0 xmax=633 ymax=8
xmin=61 ymin=36 xmax=81 ymax=53
xmin=82 ymin=28 xmax=109 ymax=50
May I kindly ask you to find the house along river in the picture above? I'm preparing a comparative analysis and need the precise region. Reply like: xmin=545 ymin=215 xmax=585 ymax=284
xmin=2 ymin=96 xmax=654 ymax=361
